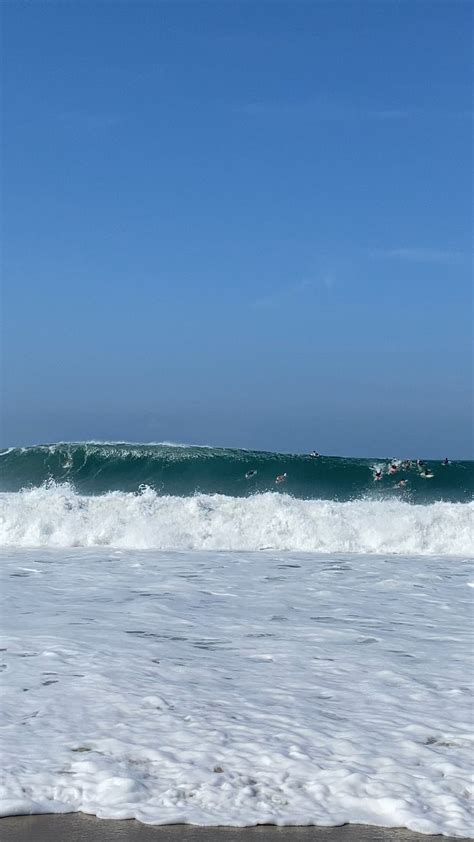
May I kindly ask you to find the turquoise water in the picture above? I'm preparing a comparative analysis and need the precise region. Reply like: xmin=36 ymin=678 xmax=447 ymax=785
xmin=0 ymin=442 xmax=471 ymax=503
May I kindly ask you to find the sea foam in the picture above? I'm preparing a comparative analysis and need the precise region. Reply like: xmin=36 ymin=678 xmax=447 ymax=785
xmin=1 ymin=547 xmax=472 ymax=834
xmin=0 ymin=484 xmax=472 ymax=555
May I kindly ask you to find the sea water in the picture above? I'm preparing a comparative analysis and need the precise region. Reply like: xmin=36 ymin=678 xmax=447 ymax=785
xmin=0 ymin=444 xmax=472 ymax=836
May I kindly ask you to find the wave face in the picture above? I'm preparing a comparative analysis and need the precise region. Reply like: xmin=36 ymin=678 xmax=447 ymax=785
xmin=0 ymin=442 xmax=472 ymax=502
xmin=0 ymin=485 xmax=472 ymax=555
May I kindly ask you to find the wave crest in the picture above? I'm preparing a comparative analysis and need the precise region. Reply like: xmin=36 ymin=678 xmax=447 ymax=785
xmin=0 ymin=443 xmax=471 ymax=503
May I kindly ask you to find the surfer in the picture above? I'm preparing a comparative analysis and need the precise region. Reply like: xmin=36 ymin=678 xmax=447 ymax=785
xmin=420 ymin=468 xmax=434 ymax=479
xmin=416 ymin=459 xmax=425 ymax=468
xmin=309 ymin=451 xmax=320 ymax=458
xmin=374 ymin=470 xmax=382 ymax=482
xmin=442 ymin=458 xmax=450 ymax=466
xmin=275 ymin=473 xmax=287 ymax=484
xmin=389 ymin=463 xmax=398 ymax=474
xmin=396 ymin=479 xmax=407 ymax=488
xmin=245 ymin=470 xmax=257 ymax=480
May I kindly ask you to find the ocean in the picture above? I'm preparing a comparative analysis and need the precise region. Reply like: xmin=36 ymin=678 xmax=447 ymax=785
xmin=0 ymin=443 xmax=472 ymax=836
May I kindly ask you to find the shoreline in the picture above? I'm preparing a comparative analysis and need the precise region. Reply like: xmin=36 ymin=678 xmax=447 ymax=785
xmin=1 ymin=815 xmax=472 ymax=842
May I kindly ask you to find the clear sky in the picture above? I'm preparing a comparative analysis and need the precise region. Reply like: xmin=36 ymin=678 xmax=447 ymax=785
xmin=2 ymin=1 xmax=472 ymax=457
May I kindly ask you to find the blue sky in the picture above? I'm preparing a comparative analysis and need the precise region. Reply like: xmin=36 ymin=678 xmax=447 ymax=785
xmin=2 ymin=1 xmax=472 ymax=456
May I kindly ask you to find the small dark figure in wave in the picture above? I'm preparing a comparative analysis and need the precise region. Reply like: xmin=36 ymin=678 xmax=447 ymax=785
xmin=245 ymin=470 xmax=257 ymax=480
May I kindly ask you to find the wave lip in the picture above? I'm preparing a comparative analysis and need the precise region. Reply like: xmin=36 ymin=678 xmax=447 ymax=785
xmin=0 ymin=485 xmax=472 ymax=555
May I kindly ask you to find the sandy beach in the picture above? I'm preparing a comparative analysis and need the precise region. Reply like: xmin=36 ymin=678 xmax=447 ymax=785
xmin=2 ymin=815 xmax=472 ymax=842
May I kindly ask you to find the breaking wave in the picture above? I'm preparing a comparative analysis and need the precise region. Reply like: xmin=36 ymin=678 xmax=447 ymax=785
xmin=0 ymin=484 xmax=472 ymax=555
xmin=0 ymin=442 xmax=471 ymax=503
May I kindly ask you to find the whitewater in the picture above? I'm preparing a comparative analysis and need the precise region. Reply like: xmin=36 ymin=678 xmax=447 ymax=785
xmin=0 ymin=444 xmax=473 ymax=836
xmin=0 ymin=485 xmax=473 ymax=555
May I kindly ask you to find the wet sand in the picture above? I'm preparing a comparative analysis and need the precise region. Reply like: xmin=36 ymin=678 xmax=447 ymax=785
xmin=1 ymin=815 xmax=472 ymax=842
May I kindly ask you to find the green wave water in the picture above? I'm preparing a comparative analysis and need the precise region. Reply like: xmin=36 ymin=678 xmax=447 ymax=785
xmin=0 ymin=442 xmax=471 ymax=503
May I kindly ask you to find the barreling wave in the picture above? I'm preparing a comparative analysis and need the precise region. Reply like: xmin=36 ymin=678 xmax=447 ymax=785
xmin=0 ymin=442 xmax=471 ymax=502
xmin=1 ymin=444 xmax=471 ymax=554
xmin=0 ymin=484 xmax=472 ymax=555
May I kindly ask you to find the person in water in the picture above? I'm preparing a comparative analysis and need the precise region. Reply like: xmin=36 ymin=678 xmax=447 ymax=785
xmin=275 ymin=473 xmax=287 ymax=484
xmin=396 ymin=479 xmax=407 ymax=488
xmin=389 ymin=463 xmax=398 ymax=474
xmin=374 ymin=470 xmax=382 ymax=481
xmin=442 ymin=458 xmax=450 ymax=466
xmin=309 ymin=451 xmax=320 ymax=458
xmin=245 ymin=470 xmax=257 ymax=479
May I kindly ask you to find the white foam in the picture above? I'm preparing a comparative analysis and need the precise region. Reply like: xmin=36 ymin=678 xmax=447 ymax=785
xmin=0 ymin=547 xmax=472 ymax=835
xmin=0 ymin=485 xmax=472 ymax=555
